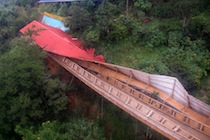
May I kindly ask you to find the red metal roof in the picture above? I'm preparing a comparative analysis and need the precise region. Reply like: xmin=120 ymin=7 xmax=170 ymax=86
xmin=20 ymin=20 xmax=105 ymax=62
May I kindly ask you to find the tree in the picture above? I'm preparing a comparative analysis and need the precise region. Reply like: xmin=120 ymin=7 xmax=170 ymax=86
xmin=93 ymin=1 xmax=118 ymax=40
xmin=0 ymin=38 xmax=69 ymax=139
xmin=108 ymin=21 xmax=128 ymax=41
xmin=163 ymin=38 xmax=210 ymax=89
xmin=16 ymin=119 xmax=105 ymax=140
xmin=57 ymin=3 xmax=69 ymax=16
xmin=134 ymin=0 xmax=152 ymax=14
xmin=138 ymin=60 xmax=170 ymax=75
xmin=172 ymin=0 xmax=201 ymax=35
xmin=65 ymin=5 xmax=93 ymax=35
xmin=15 ymin=0 xmax=38 ymax=7
xmin=39 ymin=3 xmax=59 ymax=14
xmin=0 ymin=2 xmax=39 ymax=54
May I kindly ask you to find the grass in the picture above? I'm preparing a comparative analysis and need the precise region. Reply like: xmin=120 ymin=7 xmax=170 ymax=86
xmin=97 ymin=40 xmax=210 ymax=105
xmin=98 ymin=40 xmax=163 ymax=70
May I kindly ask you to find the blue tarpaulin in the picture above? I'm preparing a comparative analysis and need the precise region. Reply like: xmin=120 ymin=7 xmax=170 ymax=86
xmin=41 ymin=15 xmax=69 ymax=32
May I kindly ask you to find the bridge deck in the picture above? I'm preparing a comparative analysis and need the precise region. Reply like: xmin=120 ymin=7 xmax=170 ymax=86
xmin=73 ymin=59 xmax=210 ymax=126
xmin=49 ymin=53 xmax=210 ymax=140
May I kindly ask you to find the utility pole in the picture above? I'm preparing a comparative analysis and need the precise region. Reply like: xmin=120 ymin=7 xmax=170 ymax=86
xmin=126 ymin=0 xmax=129 ymax=17
xmin=101 ymin=97 xmax=104 ymax=119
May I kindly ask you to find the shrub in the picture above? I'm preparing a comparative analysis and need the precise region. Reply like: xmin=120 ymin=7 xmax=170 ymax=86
xmin=163 ymin=40 xmax=210 ymax=89
xmin=147 ymin=27 xmax=167 ymax=47
xmin=138 ymin=59 xmax=170 ymax=75
xmin=108 ymin=22 xmax=128 ymax=41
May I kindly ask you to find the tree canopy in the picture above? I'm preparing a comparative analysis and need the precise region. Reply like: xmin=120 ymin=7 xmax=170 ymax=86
xmin=0 ymin=38 xmax=69 ymax=139
xmin=0 ymin=0 xmax=39 ymax=54
xmin=16 ymin=119 xmax=105 ymax=140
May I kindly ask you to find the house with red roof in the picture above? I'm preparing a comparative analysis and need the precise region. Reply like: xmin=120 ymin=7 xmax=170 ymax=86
xmin=20 ymin=20 xmax=105 ymax=62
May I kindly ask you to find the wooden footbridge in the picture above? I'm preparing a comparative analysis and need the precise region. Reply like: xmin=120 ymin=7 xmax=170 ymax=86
xmin=48 ymin=53 xmax=210 ymax=140
xmin=20 ymin=20 xmax=210 ymax=140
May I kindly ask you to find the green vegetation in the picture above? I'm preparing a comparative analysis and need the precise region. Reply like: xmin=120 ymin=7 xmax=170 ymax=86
xmin=0 ymin=0 xmax=210 ymax=140
xmin=40 ymin=0 xmax=210 ymax=91
xmin=16 ymin=119 xmax=105 ymax=140
xmin=151 ymin=91 xmax=159 ymax=100
xmin=0 ymin=0 xmax=39 ymax=54
xmin=0 ymin=38 xmax=69 ymax=139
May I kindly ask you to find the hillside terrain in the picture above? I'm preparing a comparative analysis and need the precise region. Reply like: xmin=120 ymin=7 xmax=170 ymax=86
xmin=39 ymin=0 xmax=210 ymax=102
xmin=0 ymin=0 xmax=209 ymax=139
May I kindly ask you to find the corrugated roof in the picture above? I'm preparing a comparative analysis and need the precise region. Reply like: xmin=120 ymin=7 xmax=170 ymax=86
xmin=20 ymin=20 xmax=105 ymax=62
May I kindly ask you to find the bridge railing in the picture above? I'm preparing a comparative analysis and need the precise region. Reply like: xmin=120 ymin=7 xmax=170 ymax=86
xmin=50 ymin=54 xmax=206 ymax=139
xmin=49 ymin=53 xmax=210 ymax=137
xmin=102 ymin=76 xmax=210 ymax=137
xmin=100 ymin=63 xmax=210 ymax=117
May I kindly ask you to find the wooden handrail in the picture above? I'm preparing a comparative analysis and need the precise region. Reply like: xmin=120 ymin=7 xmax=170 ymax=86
xmin=72 ymin=59 xmax=210 ymax=124
xmin=99 ymin=76 xmax=210 ymax=137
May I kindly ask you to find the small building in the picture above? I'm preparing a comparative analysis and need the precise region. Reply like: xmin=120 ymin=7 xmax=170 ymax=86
xmin=20 ymin=20 xmax=104 ymax=62
xmin=39 ymin=12 xmax=69 ymax=32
